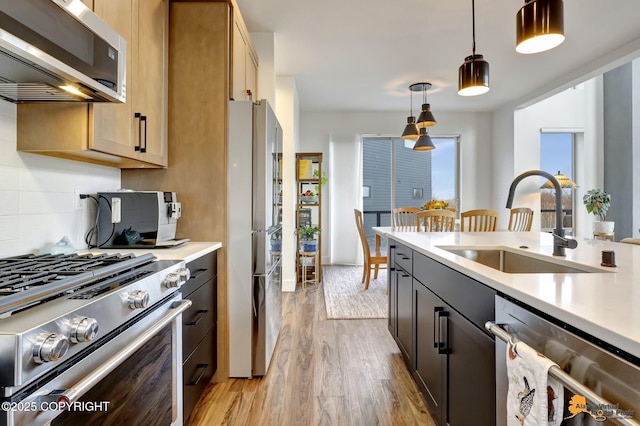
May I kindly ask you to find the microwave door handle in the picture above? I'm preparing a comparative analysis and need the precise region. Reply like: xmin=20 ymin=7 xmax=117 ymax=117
xmin=51 ymin=299 xmax=191 ymax=405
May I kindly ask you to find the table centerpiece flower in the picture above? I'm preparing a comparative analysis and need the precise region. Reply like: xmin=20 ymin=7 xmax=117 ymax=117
xmin=422 ymin=199 xmax=449 ymax=210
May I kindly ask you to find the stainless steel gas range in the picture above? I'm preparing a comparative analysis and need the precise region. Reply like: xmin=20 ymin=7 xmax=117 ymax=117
xmin=0 ymin=253 xmax=192 ymax=426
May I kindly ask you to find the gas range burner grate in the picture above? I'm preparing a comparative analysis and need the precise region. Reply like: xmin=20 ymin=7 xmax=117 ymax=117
xmin=0 ymin=252 xmax=157 ymax=317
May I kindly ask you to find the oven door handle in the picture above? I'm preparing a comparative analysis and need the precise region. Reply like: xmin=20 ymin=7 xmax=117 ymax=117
xmin=57 ymin=299 xmax=192 ymax=405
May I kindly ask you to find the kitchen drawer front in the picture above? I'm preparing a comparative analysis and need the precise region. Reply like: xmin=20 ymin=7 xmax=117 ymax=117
xmin=393 ymin=241 xmax=413 ymax=274
xmin=182 ymin=277 xmax=216 ymax=360
xmin=183 ymin=251 xmax=217 ymax=297
xmin=413 ymin=251 xmax=495 ymax=333
xmin=183 ymin=327 xmax=216 ymax=424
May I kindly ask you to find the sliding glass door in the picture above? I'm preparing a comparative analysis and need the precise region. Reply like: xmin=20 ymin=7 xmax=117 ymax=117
xmin=361 ymin=136 xmax=459 ymax=248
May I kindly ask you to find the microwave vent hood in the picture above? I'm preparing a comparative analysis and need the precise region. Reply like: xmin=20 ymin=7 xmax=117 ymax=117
xmin=0 ymin=0 xmax=126 ymax=103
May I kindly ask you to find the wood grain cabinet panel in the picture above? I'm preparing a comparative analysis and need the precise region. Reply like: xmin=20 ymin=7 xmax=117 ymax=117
xmin=16 ymin=0 xmax=168 ymax=168
xmin=232 ymin=15 xmax=258 ymax=101
xmin=122 ymin=0 xmax=261 ymax=383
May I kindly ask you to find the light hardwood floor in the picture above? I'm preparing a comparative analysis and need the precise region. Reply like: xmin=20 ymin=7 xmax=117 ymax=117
xmin=186 ymin=280 xmax=435 ymax=426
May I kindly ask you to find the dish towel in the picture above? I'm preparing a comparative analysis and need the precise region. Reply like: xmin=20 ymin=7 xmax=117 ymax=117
xmin=507 ymin=341 xmax=564 ymax=426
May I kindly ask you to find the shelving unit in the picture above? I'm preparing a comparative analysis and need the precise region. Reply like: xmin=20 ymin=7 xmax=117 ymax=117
xmin=296 ymin=153 xmax=323 ymax=285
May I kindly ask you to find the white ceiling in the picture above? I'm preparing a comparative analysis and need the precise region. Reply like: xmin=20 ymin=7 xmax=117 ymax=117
xmin=235 ymin=0 xmax=640 ymax=113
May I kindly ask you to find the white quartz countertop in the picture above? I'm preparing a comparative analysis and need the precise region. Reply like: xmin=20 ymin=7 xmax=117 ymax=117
xmin=374 ymin=228 xmax=640 ymax=358
xmin=81 ymin=241 xmax=222 ymax=264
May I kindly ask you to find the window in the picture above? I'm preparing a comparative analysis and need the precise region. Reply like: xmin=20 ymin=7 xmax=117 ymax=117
xmin=540 ymin=132 xmax=575 ymax=234
xmin=361 ymin=136 xmax=459 ymax=247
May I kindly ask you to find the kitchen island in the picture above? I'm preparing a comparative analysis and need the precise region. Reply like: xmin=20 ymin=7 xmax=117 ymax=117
xmin=375 ymin=228 xmax=640 ymax=425
xmin=374 ymin=228 xmax=640 ymax=357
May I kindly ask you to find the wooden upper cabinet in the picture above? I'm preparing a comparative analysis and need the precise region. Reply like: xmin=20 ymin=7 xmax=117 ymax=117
xmin=16 ymin=0 xmax=168 ymax=168
xmin=231 ymin=12 xmax=258 ymax=101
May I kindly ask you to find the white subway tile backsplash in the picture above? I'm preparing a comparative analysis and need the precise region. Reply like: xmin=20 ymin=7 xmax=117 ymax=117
xmin=0 ymin=190 xmax=19 ymax=216
xmin=0 ymin=240 xmax=20 ymax=258
xmin=0 ymin=216 xmax=19 ymax=241
xmin=20 ymin=191 xmax=71 ymax=215
xmin=0 ymin=165 xmax=19 ymax=191
xmin=0 ymin=138 xmax=20 ymax=167
xmin=0 ymin=99 xmax=121 ymax=256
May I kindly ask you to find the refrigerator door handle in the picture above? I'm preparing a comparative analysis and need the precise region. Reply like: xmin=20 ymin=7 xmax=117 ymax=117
xmin=252 ymin=283 xmax=258 ymax=317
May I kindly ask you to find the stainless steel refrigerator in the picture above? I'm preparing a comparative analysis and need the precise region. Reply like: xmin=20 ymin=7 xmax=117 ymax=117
xmin=228 ymin=99 xmax=283 ymax=377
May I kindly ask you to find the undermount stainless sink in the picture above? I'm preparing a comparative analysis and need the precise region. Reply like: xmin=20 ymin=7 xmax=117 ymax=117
xmin=439 ymin=247 xmax=605 ymax=274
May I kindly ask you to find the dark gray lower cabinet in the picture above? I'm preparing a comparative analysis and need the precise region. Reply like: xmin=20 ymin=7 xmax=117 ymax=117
xmin=396 ymin=269 xmax=413 ymax=365
xmin=388 ymin=245 xmax=397 ymax=336
xmin=182 ymin=250 xmax=218 ymax=424
xmin=414 ymin=279 xmax=446 ymax=425
xmin=447 ymin=304 xmax=495 ymax=425
xmin=414 ymin=278 xmax=496 ymax=426
xmin=388 ymin=238 xmax=496 ymax=426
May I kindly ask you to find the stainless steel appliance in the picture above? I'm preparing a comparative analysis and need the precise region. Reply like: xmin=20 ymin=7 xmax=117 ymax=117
xmin=0 ymin=253 xmax=192 ymax=426
xmin=96 ymin=191 xmax=186 ymax=248
xmin=227 ymin=99 xmax=283 ymax=377
xmin=489 ymin=296 xmax=640 ymax=426
xmin=0 ymin=0 xmax=126 ymax=103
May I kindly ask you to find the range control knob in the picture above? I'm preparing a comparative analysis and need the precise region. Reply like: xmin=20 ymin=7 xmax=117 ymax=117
xmin=33 ymin=333 xmax=69 ymax=364
xmin=177 ymin=267 xmax=191 ymax=284
xmin=69 ymin=317 xmax=99 ymax=343
xmin=163 ymin=272 xmax=180 ymax=288
xmin=128 ymin=290 xmax=150 ymax=309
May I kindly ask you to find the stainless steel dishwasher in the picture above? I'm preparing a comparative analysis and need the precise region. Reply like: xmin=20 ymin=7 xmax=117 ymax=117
xmin=488 ymin=295 xmax=640 ymax=426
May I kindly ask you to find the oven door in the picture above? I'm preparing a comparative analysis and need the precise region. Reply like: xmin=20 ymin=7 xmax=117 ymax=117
xmin=6 ymin=295 xmax=190 ymax=426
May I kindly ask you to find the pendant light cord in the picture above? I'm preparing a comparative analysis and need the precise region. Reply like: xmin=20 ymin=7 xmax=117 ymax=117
xmin=410 ymin=88 xmax=413 ymax=116
xmin=471 ymin=0 xmax=476 ymax=56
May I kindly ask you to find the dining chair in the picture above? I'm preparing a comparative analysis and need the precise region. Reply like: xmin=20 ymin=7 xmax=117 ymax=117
xmin=460 ymin=209 xmax=498 ymax=232
xmin=354 ymin=209 xmax=387 ymax=291
xmin=508 ymin=207 xmax=534 ymax=232
xmin=416 ymin=210 xmax=456 ymax=232
xmin=392 ymin=207 xmax=421 ymax=230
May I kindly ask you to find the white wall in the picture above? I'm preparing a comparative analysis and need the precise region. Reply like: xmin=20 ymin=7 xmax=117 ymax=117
xmin=300 ymin=109 xmax=493 ymax=264
xmin=251 ymin=32 xmax=276 ymax=107
xmin=276 ymin=77 xmax=300 ymax=292
xmin=0 ymin=100 xmax=121 ymax=257
xmin=496 ymin=81 xmax=601 ymax=238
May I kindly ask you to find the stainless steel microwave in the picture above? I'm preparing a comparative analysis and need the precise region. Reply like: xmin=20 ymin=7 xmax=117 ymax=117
xmin=0 ymin=0 xmax=126 ymax=103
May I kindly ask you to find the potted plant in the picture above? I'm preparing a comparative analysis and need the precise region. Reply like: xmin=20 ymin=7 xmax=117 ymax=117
xmin=270 ymin=228 xmax=282 ymax=252
xmin=313 ymin=169 xmax=328 ymax=194
xmin=583 ymin=188 xmax=614 ymax=234
xmin=298 ymin=225 xmax=321 ymax=252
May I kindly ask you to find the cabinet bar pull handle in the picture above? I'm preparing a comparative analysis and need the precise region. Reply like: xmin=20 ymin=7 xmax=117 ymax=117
xmin=189 ymin=268 xmax=208 ymax=280
xmin=140 ymin=115 xmax=147 ymax=153
xmin=433 ymin=307 xmax=444 ymax=348
xmin=134 ymin=112 xmax=142 ymax=151
xmin=187 ymin=364 xmax=208 ymax=386
xmin=438 ymin=311 xmax=450 ymax=354
xmin=186 ymin=309 xmax=208 ymax=326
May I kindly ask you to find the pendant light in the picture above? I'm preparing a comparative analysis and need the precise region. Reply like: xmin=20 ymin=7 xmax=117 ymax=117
xmin=516 ymin=0 xmax=564 ymax=54
xmin=458 ymin=0 xmax=490 ymax=96
xmin=401 ymin=86 xmax=420 ymax=140
xmin=412 ymin=82 xmax=436 ymax=127
xmin=413 ymin=127 xmax=435 ymax=151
